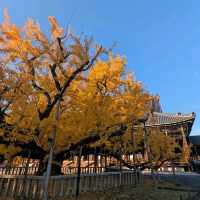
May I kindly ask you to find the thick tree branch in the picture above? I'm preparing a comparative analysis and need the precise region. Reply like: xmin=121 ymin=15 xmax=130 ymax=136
xmin=50 ymin=64 xmax=62 ymax=92
xmin=38 ymin=46 xmax=103 ymax=120
xmin=29 ymin=66 xmax=52 ymax=116
xmin=55 ymin=123 xmax=127 ymax=160
xmin=0 ymin=86 xmax=10 ymax=98
xmin=1 ymin=100 xmax=12 ymax=114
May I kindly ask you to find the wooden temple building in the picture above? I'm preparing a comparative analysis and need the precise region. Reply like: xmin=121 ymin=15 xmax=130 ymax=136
xmin=145 ymin=111 xmax=195 ymax=170
xmin=141 ymin=96 xmax=196 ymax=170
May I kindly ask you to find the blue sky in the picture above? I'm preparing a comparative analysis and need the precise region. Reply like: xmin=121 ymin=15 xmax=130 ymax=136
xmin=0 ymin=0 xmax=200 ymax=135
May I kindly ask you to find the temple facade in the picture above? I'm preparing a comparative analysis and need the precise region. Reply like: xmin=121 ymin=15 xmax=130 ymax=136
xmin=146 ymin=111 xmax=195 ymax=164
xmin=140 ymin=96 xmax=196 ymax=170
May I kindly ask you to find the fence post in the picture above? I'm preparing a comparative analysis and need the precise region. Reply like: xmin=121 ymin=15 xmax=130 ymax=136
xmin=119 ymin=172 xmax=122 ymax=186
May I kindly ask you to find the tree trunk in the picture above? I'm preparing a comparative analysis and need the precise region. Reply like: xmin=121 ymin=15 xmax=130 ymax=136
xmin=0 ymin=155 xmax=5 ymax=164
xmin=37 ymin=158 xmax=47 ymax=175
xmin=51 ymin=162 xmax=63 ymax=175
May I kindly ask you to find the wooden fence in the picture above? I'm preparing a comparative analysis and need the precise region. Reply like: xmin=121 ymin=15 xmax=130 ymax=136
xmin=0 ymin=166 xmax=38 ymax=176
xmin=0 ymin=166 xmax=106 ymax=176
xmin=0 ymin=171 xmax=141 ymax=199
xmin=61 ymin=166 xmax=105 ymax=174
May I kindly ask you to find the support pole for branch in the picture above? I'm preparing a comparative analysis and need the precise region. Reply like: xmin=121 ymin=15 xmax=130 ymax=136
xmin=76 ymin=145 xmax=83 ymax=200
xmin=104 ymin=148 xmax=107 ymax=169
xmin=22 ymin=150 xmax=31 ymax=199
xmin=131 ymin=122 xmax=137 ymax=185
xmin=87 ymin=153 xmax=90 ymax=172
xmin=94 ymin=147 xmax=97 ymax=173
xmin=119 ymin=135 xmax=122 ymax=172
xmin=44 ymin=99 xmax=61 ymax=200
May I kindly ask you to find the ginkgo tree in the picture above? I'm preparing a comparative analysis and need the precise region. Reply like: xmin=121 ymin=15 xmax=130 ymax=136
xmin=0 ymin=10 xmax=154 ymax=176
xmin=0 ymin=12 xmax=100 ymax=175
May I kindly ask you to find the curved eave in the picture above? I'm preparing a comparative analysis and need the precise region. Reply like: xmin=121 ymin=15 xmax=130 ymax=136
xmin=145 ymin=117 xmax=195 ymax=128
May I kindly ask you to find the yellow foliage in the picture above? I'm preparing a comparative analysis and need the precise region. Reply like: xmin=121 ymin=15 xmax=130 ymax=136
xmin=48 ymin=16 xmax=64 ymax=39
xmin=0 ymin=11 xmax=153 ymax=158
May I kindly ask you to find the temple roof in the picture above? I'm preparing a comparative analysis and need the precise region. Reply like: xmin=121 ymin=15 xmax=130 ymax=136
xmin=146 ymin=112 xmax=196 ymax=127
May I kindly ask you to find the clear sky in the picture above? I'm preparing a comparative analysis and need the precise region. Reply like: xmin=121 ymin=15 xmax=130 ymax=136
xmin=0 ymin=0 xmax=200 ymax=135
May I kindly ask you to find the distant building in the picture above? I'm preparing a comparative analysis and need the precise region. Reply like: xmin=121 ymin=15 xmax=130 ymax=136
xmin=189 ymin=135 xmax=200 ymax=160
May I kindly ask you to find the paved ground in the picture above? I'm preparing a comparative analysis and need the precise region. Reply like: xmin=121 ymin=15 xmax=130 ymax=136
xmin=143 ymin=171 xmax=200 ymax=189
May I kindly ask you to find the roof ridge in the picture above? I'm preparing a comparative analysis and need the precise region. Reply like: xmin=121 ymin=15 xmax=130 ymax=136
xmin=153 ymin=112 xmax=194 ymax=117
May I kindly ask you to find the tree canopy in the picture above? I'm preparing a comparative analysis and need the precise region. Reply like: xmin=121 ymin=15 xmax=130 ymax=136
xmin=0 ymin=11 xmax=179 ymax=174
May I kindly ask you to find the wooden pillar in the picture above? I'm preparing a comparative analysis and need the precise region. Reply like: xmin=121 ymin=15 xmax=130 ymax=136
xmin=180 ymin=126 xmax=190 ymax=163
